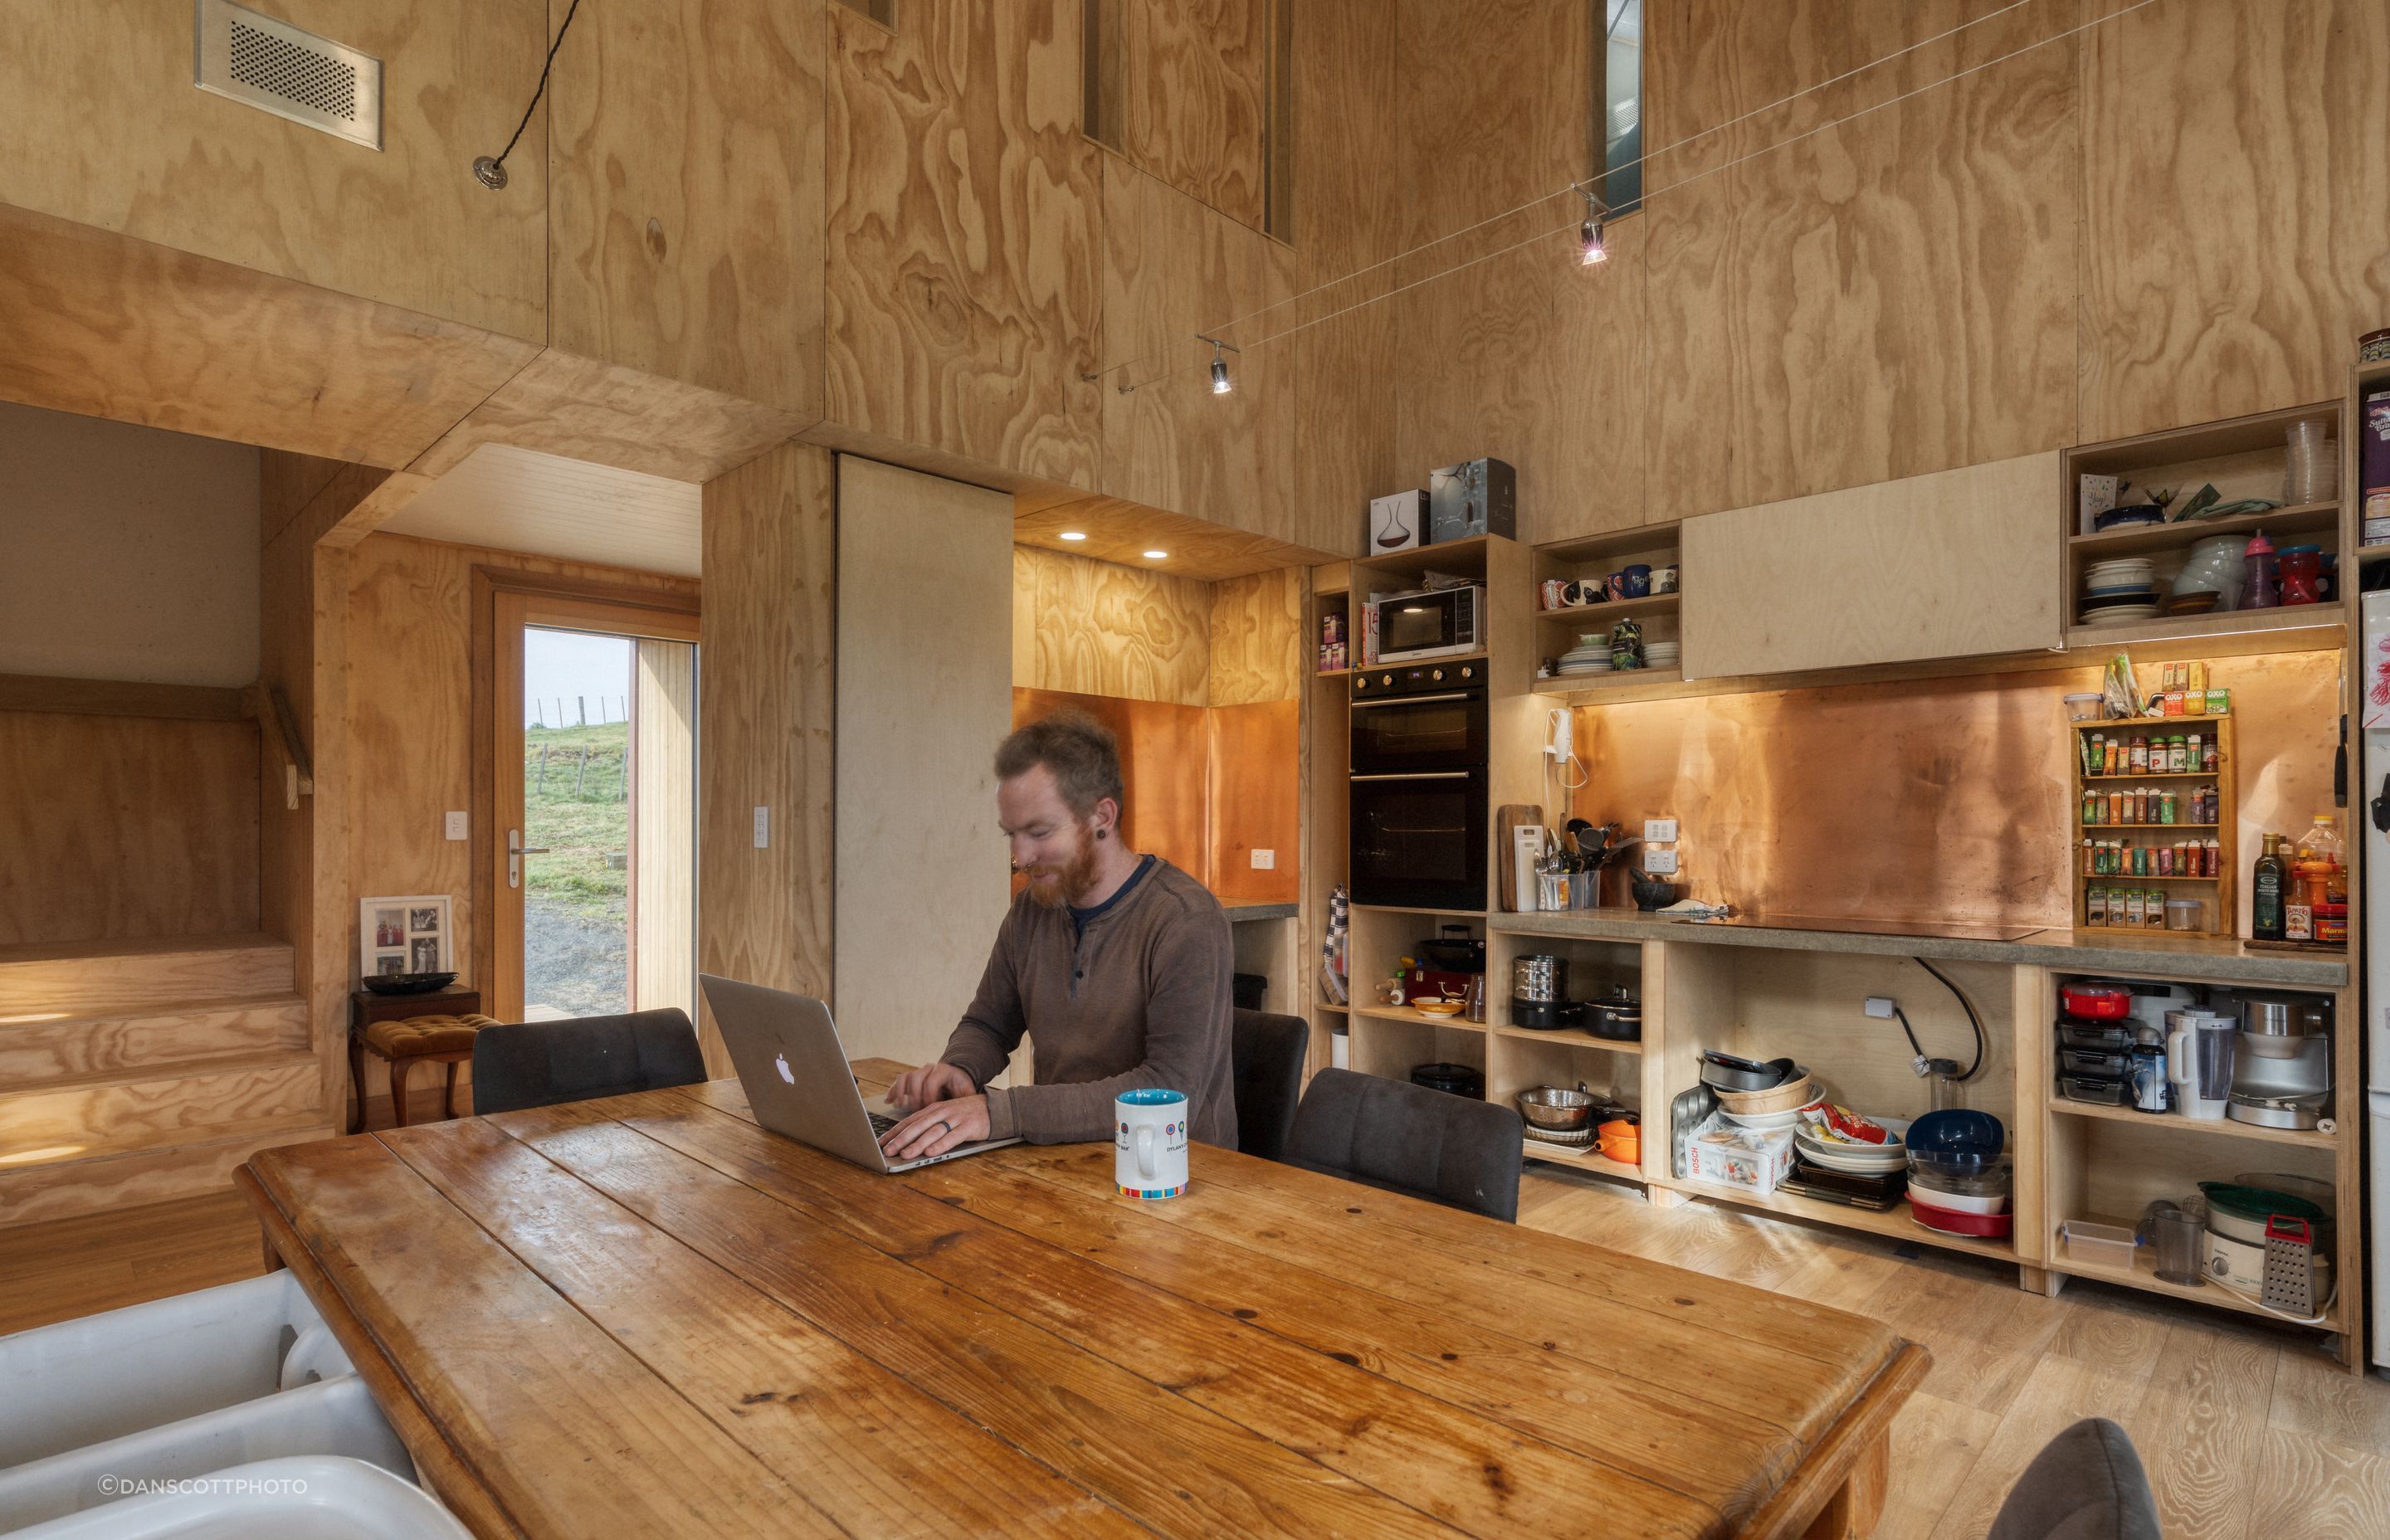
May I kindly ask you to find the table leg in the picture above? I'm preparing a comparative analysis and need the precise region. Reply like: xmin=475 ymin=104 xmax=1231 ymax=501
xmin=1799 ymin=1428 xmax=1890 ymax=1540
xmin=262 ymin=1231 xmax=286 ymax=1274
xmin=443 ymin=1060 xmax=460 ymax=1120
xmin=390 ymin=1057 xmax=413 ymax=1129
xmin=347 ymin=1034 xmax=367 ymax=1135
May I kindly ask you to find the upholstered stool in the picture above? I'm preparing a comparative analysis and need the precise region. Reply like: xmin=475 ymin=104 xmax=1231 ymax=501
xmin=347 ymin=987 xmax=496 ymax=1133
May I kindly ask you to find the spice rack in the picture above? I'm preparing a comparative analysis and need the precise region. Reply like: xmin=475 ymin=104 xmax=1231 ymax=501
xmin=2071 ymin=712 xmax=2238 ymax=936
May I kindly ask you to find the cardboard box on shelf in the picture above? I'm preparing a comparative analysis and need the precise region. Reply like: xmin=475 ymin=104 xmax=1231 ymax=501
xmin=1683 ymin=1115 xmax=1795 ymax=1196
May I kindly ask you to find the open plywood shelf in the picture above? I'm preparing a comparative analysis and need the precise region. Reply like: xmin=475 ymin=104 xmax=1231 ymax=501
xmin=1534 ymin=665 xmax=1684 ymax=697
xmin=2066 ymin=500 xmax=2339 ymax=558
xmin=2063 ymin=602 xmax=2344 ymax=651
xmin=1354 ymin=535 xmax=1487 ymax=586
xmin=1521 ymin=1136 xmax=1642 ymax=1182
xmin=1349 ymin=1005 xmax=1483 ymax=1031
xmin=2073 ymin=714 xmax=2235 ymax=933
xmin=1534 ymin=593 xmax=1679 ymax=624
xmin=2051 ymin=1235 xmax=2345 ymax=1333
xmin=2047 ymin=1097 xmax=2336 ymax=1149
xmin=1490 ymin=1022 xmax=1642 ymax=1053
xmin=1658 ymin=1177 xmax=2017 ymax=1263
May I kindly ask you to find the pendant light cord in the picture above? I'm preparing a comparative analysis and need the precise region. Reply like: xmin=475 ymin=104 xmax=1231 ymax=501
xmin=476 ymin=0 xmax=585 ymax=189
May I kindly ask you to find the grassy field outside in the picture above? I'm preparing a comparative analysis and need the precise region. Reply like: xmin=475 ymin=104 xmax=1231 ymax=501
xmin=523 ymin=722 xmax=629 ymax=1016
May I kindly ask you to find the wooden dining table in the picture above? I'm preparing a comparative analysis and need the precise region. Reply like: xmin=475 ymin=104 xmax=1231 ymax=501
xmin=238 ymin=1060 xmax=1926 ymax=1540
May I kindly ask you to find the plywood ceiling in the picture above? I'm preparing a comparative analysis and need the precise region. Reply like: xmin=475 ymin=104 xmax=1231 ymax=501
xmin=1014 ymin=485 xmax=1332 ymax=581
xmin=381 ymin=442 xmax=702 ymax=578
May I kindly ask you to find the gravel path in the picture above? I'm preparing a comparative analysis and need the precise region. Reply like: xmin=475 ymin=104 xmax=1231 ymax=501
xmin=524 ymin=895 xmax=627 ymax=1018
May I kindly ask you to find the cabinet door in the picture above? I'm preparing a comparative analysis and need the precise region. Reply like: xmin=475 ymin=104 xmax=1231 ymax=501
xmin=1680 ymin=452 xmax=2062 ymax=678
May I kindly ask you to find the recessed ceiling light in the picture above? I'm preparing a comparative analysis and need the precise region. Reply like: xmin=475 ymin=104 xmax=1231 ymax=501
xmin=1143 ymin=549 xmax=1168 ymax=559
xmin=1059 ymin=531 xmax=1086 ymax=541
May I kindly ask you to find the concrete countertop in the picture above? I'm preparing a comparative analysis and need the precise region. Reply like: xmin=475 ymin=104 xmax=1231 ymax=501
xmin=1486 ymin=909 xmax=2349 ymax=989
xmin=1222 ymin=903 xmax=1299 ymax=924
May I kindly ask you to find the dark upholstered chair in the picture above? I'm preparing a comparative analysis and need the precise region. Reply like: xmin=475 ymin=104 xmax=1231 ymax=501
xmin=471 ymin=1008 xmax=708 ymax=1117
xmin=1229 ymin=1009 xmax=1309 ymax=1162
xmin=1988 ymin=1419 xmax=2160 ymax=1540
xmin=1282 ymin=1068 xmax=1524 ymax=1221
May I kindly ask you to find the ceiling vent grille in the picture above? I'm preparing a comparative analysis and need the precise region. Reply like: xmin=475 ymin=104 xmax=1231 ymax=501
xmin=194 ymin=0 xmax=382 ymax=150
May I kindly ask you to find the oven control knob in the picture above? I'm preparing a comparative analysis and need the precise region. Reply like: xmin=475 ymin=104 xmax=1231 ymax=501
xmin=1380 ymin=673 xmax=1394 ymax=687
xmin=1460 ymin=665 xmax=1475 ymax=680
xmin=1431 ymin=669 xmax=1444 ymax=682
xmin=1354 ymin=675 xmax=1367 ymax=691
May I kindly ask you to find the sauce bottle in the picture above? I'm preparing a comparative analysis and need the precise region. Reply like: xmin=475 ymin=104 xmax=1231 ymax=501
xmin=2251 ymin=834 xmax=2286 ymax=941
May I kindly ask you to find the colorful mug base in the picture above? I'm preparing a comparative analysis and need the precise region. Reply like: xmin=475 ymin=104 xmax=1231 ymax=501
xmin=1118 ymin=1183 xmax=1188 ymax=1200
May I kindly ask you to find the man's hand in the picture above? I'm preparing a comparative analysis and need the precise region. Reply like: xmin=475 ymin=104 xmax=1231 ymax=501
xmin=878 ymin=1093 xmax=991 ymax=1162
xmin=885 ymin=1061 xmax=976 ymax=1113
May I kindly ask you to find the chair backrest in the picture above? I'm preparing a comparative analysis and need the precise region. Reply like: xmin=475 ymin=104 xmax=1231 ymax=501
xmin=1282 ymin=1068 xmax=1523 ymax=1221
xmin=1229 ymin=1009 xmax=1309 ymax=1161
xmin=1988 ymin=1419 xmax=2161 ymax=1540
xmin=471 ymin=1008 xmax=708 ymax=1117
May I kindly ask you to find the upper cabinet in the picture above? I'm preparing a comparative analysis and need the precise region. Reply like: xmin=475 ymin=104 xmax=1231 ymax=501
xmin=1680 ymin=451 xmax=2063 ymax=678
xmin=0 ymin=0 xmax=549 ymax=345
xmin=548 ymin=0 xmax=828 ymax=423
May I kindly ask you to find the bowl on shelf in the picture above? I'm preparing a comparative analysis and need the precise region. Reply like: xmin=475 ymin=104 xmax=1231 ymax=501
xmin=1410 ymin=997 xmax=1465 ymax=1017
xmin=2093 ymin=504 xmax=2166 ymax=532
xmin=1909 ymin=1192 xmax=2014 ymax=1239
xmin=1713 ymin=1075 xmax=1820 ymax=1118
xmin=361 ymin=971 xmax=458 ymax=997
xmin=2164 ymin=591 xmax=2221 ymax=616
xmin=1905 ymin=1109 xmax=2006 ymax=1174
xmin=1597 ymin=1118 xmax=1640 ymax=1165
xmin=1720 ymin=1106 xmax=1805 ymax=1131
xmin=1515 ymin=1085 xmax=1600 ymax=1133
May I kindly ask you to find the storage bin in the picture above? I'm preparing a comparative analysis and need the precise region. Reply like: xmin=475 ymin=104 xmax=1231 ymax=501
xmin=0 ymin=1456 xmax=469 ymax=1540
xmin=2061 ymin=1219 xmax=2138 ymax=1272
xmin=2059 ymin=1047 xmax=2129 ymax=1078
xmin=0 ymin=1377 xmax=412 ymax=1533
xmin=0 ymin=1273 xmax=350 ymax=1469
xmin=2058 ymin=1073 xmax=2131 ymax=1107
xmin=2056 ymin=1020 xmax=2133 ymax=1054
xmin=1683 ymin=1115 xmax=1795 ymax=1196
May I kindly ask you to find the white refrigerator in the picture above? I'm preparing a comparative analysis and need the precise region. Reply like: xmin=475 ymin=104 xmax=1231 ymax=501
xmin=2361 ymin=592 xmax=2390 ymax=1371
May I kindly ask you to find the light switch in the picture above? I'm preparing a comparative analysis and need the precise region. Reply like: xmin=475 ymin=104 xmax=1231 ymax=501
xmin=1250 ymin=849 xmax=1275 ymax=870
xmin=1643 ymin=848 xmax=1679 ymax=875
xmin=753 ymin=807 xmax=771 ymax=849
xmin=1644 ymin=818 xmax=1678 ymax=844
xmin=444 ymin=811 xmax=468 ymax=841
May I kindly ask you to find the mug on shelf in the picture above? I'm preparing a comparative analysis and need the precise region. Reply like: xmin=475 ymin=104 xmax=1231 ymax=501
xmin=1654 ymin=564 xmax=1680 ymax=594
xmin=1622 ymin=563 xmax=1652 ymax=597
xmin=1541 ymin=578 xmax=1569 ymax=610
xmin=1115 ymin=1088 xmax=1191 ymax=1198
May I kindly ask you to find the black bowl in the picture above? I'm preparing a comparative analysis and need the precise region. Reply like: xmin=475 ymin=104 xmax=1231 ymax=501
xmin=1630 ymin=877 xmax=1677 ymax=912
xmin=362 ymin=971 xmax=458 ymax=997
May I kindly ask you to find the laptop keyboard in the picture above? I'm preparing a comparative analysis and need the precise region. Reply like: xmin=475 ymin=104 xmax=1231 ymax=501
xmin=867 ymin=1110 xmax=899 ymax=1137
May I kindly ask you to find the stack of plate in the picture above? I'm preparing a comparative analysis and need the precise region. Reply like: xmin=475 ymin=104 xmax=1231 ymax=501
xmin=2079 ymin=557 xmax=2159 ymax=624
xmin=1643 ymin=640 xmax=1680 ymax=670
xmin=1792 ymin=1117 xmax=1910 ymax=1175
xmin=1556 ymin=641 xmax=1613 ymax=676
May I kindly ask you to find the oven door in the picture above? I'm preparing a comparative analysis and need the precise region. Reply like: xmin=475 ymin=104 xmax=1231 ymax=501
xmin=1349 ymin=690 xmax=1487 ymax=774
xmin=1348 ymin=769 xmax=1487 ymax=912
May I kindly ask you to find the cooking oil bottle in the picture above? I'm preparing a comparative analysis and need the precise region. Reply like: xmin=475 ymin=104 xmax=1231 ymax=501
xmin=2251 ymin=833 xmax=2286 ymax=942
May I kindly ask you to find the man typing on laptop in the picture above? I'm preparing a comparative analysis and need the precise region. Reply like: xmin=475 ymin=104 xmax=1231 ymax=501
xmin=876 ymin=710 xmax=1238 ymax=1162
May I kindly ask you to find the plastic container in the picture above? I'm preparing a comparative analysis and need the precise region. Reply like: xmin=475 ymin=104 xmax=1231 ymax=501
xmin=0 ymin=1377 xmax=412 ymax=1533
xmin=1909 ymin=1194 xmax=2013 ymax=1238
xmin=1683 ymin=1115 xmax=1796 ymax=1196
xmin=2061 ymin=1218 xmax=2138 ymax=1270
xmin=2060 ymin=1073 xmax=2132 ymax=1106
xmin=2060 ymin=1047 xmax=2130 ymax=1078
xmin=2284 ymin=420 xmax=2339 ymax=504
xmin=2243 ymin=530 xmax=2280 ymax=608
xmin=2057 ymin=1019 xmax=2134 ymax=1053
xmin=0 ymin=1456 xmax=471 ymax=1540
xmin=0 ymin=1273 xmax=348 ymax=1470
xmin=2063 ymin=693 xmax=2103 ymax=722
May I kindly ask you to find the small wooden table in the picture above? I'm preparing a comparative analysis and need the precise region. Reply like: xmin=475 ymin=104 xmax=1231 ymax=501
xmin=243 ymin=1059 xmax=1925 ymax=1539
xmin=346 ymin=985 xmax=487 ymax=1134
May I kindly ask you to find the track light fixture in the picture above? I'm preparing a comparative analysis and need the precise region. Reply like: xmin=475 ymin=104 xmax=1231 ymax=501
xmin=1577 ymin=187 xmax=1608 ymax=266
xmin=1198 ymin=334 xmax=1240 ymax=395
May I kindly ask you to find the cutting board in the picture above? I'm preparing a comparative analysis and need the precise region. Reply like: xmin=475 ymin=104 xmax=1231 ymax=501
xmin=1495 ymin=804 xmax=1544 ymax=913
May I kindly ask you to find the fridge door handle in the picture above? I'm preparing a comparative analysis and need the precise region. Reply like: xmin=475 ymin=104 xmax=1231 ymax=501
xmin=2372 ymin=770 xmax=2390 ymax=832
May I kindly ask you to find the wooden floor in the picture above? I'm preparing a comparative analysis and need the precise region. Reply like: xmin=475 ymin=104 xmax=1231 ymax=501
xmin=3 ymin=1167 xmax=2385 ymax=1538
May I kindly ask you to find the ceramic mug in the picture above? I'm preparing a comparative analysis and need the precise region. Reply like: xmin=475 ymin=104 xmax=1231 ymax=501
xmin=1541 ymin=578 xmax=1568 ymax=610
xmin=1622 ymin=563 xmax=1652 ymax=597
xmin=1654 ymin=564 xmax=1680 ymax=594
xmin=1115 ymin=1088 xmax=1191 ymax=1198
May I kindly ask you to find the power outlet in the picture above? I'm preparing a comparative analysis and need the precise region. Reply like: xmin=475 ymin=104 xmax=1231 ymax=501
xmin=1864 ymin=996 xmax=1896 ymax=1018
xmin=1642 ymin=848 xmax=1679 ymax=875
xmin=1250 ymin=849 xmax=1275 ymax=870
xmin=752 ymin=806 xmax=771 ymax=849
xmin=443 ymin=811 xmax=468 ymax=841
xmin=1644 ymin=817 xmax=1678 ymax=844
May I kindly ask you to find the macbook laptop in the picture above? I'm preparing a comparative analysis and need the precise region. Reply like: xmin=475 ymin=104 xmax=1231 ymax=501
xmin=700 ymin=973 xmax=1020 ymax=1173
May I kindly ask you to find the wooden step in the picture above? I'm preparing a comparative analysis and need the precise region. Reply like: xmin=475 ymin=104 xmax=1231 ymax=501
xmin=0 ymin=933 xmax=295 ymax=1015
xmin=0 ymin=995 xmax=310 ymax=1089
xmin=0 ymin=1114 xmax=331 ymax=1229
xmin=0 ymin=1050 xmax=322 ymax=1162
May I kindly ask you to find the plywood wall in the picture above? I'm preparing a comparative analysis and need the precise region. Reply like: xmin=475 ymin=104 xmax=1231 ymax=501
xmin=1012 ymin=544 xmax=1213 ymax=706
xmin=1206 ymin=566 xmax=1305 ymax=706
xmin=548 ymin=0 xmax=827 ymax=424
xmin=344 ymin=533 xmax=700 ymax=998
xmin=1097 ymin=0 xmax=1273 ymax=231
xmin=698 ymin=444 xmax=836 ymax=1074
xmin=823 ymin=0 xmax=1104 ymax=487
xmin=0 ymin=714 xmax=260 ymax=947
xmin=834 ymin=457 xmax=1017 ymax=1070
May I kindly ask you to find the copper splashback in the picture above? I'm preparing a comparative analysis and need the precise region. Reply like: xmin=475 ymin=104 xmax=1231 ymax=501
xmin=1568 ymin=651 xmax=2339 ymax=930
xmin=1012 ymin=689 xmax=1209 ymax=882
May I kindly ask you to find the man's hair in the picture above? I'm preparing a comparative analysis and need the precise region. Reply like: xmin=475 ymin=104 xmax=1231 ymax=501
xmin=995 ymin=709 xmax=1125 ymax=820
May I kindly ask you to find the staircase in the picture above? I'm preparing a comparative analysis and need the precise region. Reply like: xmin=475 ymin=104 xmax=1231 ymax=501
xmin=0 ymin=934 xmax=332 ymax=1228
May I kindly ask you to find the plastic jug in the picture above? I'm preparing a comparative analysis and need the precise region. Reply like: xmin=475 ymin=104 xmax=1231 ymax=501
xmin=2242 ymin=531 xmax=2279 ymax=608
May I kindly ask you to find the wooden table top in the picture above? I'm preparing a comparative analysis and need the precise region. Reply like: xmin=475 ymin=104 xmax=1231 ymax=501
xmin=239 ymin=1060 xmax=1926 ymax=1540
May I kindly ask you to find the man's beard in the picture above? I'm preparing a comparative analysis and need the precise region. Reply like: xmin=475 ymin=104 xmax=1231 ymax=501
xmin=1022 ymin=821 xmax=1103 ymax=909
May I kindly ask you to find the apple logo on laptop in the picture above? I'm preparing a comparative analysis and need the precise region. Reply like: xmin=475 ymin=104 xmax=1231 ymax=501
xmin=774 ymin=1052 xmax=795 ymax=1084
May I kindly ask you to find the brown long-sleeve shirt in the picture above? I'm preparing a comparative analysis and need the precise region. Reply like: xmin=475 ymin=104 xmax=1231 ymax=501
xmin=940 ymin=856 xmax=1238 ymax=1147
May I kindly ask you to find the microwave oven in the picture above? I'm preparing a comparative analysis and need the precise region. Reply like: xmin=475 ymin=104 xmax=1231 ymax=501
xmin=1369 ymin=585 xmax=1483 ymax=663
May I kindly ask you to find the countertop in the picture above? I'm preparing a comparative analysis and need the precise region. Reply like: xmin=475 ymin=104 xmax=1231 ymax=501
xmin=1486 ymin=909 xmax=2349 ymax=988
xmin=1222 ymin=903 xmax=1299 ymax=924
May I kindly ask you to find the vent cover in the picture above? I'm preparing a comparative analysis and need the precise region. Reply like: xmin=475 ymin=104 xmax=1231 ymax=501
xmin=194 ymin=0 xmax=381 ymax=150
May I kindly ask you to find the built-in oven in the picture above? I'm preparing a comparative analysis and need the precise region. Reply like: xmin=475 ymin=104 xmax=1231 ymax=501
xmin=1349 ymin=664 xmax=1488 ymax=912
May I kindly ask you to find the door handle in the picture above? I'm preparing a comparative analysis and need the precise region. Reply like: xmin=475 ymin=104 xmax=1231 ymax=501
xmin=508 ymin=829 xmax=550 ymax=889
xmin=1351 ymin=692 xmax=1475 ymax=708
